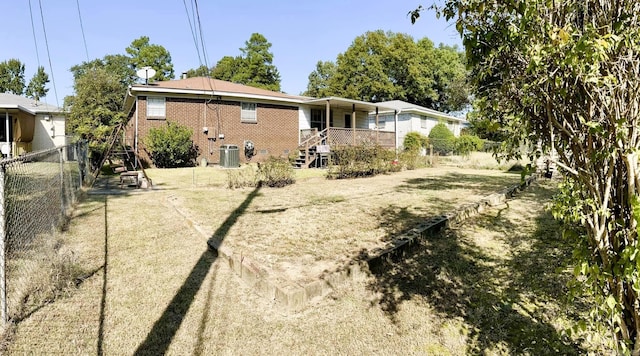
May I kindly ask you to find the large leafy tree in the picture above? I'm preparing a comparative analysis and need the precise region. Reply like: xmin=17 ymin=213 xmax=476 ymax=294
xmin=126 ymin=36 xmax=174 ymax=81
xmin=303 ymin=31 xmax=468 ymax=111
xmin=185 ymin=65 xmax=213 ymax=78
xmin=210 ymin=56 xmax=242 ymax=82
xmin=0 ymin=59 xmax=26 ymax=95
xmin=25 ymin=66 xmax=49 ymax=102
xmin=66 ymin=66 xmax=126 ymax=168
xmin=237 ymin=33 xmax=281 ymax=91
xmin=414 ymin=0 xmax=640 ymax=352
xmin=302 ymin=61 xmax=337 ymax=97
xmin=206 ymin=33 xmax=281 ymax=91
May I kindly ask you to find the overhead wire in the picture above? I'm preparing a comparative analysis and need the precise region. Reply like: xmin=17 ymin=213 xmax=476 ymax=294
xmin=37 ymin=0 xmax=59 ymax=107
xmin=182 ymin=0 xmax=203 ymax=66
xmin=76 ymin=0 xmax=90 ymax=62
xmin=28 ymin=0 xmax=41 ymax=68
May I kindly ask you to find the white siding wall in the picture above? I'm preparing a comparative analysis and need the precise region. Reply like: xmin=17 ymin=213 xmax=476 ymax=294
xmin=299 ymin=106 xmax=311 ymax=131
xmin=32 ymin=113 xmax=66 ymax=151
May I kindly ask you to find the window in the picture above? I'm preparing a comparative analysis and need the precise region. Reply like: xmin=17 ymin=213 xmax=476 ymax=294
xmin=241 ymin=102 xmax=257 ymax=122
xmin=147 ymin=97 xmax=166 ymax=118
xmin=421 ymin=116 xmax=428 ymax=129
xmin=311 ymin=109 xmax=333 ymax=130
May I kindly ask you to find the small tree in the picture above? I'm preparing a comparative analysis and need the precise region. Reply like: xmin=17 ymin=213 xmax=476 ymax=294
xmin=403 ymin=131 xmax=428 ymax=152
xmin=144 ymin=122 xmax=198 ymax=168
xmin=428 ymin=122 xmax=455 ymax=154
xmin=455 ymin=134 xmax=484 ymax=157
xmin=25 ymin=66 xmax=49 ymax=102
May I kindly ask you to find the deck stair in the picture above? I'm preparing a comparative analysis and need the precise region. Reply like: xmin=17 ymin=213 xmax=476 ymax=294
xmin=294 ymin=128 xmax=329 ymax=169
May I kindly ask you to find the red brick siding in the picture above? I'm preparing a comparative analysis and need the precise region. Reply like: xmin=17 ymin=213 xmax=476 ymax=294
xmin=126 ymin=96 xmax=299 ymax=166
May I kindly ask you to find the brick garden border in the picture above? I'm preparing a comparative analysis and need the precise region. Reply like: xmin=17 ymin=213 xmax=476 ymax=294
xmin=171 ymin=174 xmax=539 ymax=311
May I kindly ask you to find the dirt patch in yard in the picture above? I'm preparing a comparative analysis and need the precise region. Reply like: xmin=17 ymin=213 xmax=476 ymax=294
xmin=165 ymin=167 xmax=523 ymax=284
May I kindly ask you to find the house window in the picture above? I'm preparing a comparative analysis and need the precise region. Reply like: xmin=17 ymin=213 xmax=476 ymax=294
xmin=241 ymin=102 xmax=257 ymax=122
xmin=421 ymin=116 xmax=428 ymax=129
xmin=310 ymin=109 xmax=333 ymax=130
xmin=147 ymin=97 xmax=166 ymax=119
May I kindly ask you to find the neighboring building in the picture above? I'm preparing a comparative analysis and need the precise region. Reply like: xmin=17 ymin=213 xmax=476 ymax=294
xmin=123 ymin=77 xmax=394 ymax=166
xmin=367 ymin=100 xmax=465 ymax=149
xmin=0 ymin=93 xmax=67 ymax=158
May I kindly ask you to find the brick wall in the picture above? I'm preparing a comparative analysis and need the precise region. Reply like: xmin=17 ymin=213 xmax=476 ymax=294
xmin=125 ymin=96 xmax=299 ymax=166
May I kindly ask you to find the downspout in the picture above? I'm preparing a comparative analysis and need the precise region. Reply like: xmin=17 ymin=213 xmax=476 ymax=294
xmin=394 ymin=109 xmax=403 ymax=159
xmin=4 ymin=111 xmax=9 ymax=159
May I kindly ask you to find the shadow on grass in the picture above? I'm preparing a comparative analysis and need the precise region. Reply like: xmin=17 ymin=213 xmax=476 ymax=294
xmin=368 ymin=183 xmax=586 ymax=354
xmin=134 ymin=187 xmax=261 ymax=355
xmin=397 ymin=172 xmax=521 ymax=195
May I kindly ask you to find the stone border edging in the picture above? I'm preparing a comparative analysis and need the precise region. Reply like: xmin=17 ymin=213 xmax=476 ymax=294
xmin=171 ymin=174 xmax=538 ymax=311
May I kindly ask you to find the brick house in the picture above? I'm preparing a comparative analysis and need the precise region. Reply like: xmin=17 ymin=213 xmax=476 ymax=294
xmin=123 ymin=77 xmax=396 ymax=167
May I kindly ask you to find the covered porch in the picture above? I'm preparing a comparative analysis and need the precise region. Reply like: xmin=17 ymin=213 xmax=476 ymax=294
xmin=295 ymin=97 xmax=396 ymax=168
xmin=300 ymin=97 xmax=395 ymax=148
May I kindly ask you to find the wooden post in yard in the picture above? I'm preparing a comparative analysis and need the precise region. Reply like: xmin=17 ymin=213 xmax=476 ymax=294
xmin=429 ymin=144 xmax=433 ymax=166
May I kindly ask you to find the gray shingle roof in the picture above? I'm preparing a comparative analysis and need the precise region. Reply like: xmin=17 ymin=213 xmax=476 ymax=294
xmin=0 ymin=93 xmax=63 ymax=114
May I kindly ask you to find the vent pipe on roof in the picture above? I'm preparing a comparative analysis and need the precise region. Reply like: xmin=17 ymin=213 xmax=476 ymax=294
xmin=182 ymin=72 xmax=188 ymax=79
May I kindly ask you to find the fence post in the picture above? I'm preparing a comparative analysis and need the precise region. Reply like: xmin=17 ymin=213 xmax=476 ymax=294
xmin=0 ymin=164 xmax=7 ymax=327
xmin=60 ymin=148 xmax=66 ymax=218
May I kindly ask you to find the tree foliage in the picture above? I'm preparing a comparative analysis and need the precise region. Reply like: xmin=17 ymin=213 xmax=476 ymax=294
xmin=414 ymin=0 xmax=640 ymax=352
xmin=66 ymin=67 xmax=127 ymax=168
xmin=303 ymin=31 xmax=469 ymax=112
xmin=0 ymin=59 xmax=26 ymax=95
xmin=25 ymin=66 xmax=49 ymax=102
xmin=403 ymin=131 xmax=429 ymax=152
xmin=144 ymin=122 xmax=198 ymax=168
xmin=126 ymin=36 xmax=174 ymax=81
xmin=203 ymin=33 xmax=281 ymax=91
xmin=185 ymin=65 xmax=213 ymax=78
xmin=303 ymin=61 xmax=336 ymax=97
xmin=428 ymin=122 xmax=455 ymax=154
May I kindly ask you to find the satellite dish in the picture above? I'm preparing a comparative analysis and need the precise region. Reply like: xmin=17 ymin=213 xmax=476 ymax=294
xmin=136 ymin=66 xmax=156 ymax=84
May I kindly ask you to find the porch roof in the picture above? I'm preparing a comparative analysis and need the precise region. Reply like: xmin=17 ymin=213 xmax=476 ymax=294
xmin=304 ymin=97 xmax=394 ymax=112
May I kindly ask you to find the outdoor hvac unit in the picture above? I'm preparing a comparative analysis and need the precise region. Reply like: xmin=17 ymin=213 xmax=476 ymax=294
xmin=219 ymin=144 xmax=240 ymax=168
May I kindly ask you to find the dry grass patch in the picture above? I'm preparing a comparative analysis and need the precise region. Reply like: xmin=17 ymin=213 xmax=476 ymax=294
xmin=163 ymin=166 xmax=523 ymax=283
xmin=3 ymin=176 xmax=609 ymax=354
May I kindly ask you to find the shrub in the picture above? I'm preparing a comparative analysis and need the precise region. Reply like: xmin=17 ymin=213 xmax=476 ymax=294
xmin=428 ymin=123 xmax=456 ymax=154
xmin=144 ymin=122 xmax=199 ymax=168
xmin=398 ymin=150 xmax=420 ymax=170
xmin=455 ymin=134 xmax=484 ymax=157
xmin=328 ymin=145 xmax=395 ymax=179
xmin=257 ymin=157 xmax=295 ymax=187
xmin=403 ymin=132 xmax=428 ymax=152
xmin=226 ymin=165 xmax=258 ymax=189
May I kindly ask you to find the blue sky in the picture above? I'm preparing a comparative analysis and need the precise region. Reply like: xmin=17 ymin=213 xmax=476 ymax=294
xmin=0 ymin=0 xmax=462 ymax=107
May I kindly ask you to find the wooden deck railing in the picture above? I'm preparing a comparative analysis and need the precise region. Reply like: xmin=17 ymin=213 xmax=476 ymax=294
xmin=326 ymin=128 xmax=395 ymax=148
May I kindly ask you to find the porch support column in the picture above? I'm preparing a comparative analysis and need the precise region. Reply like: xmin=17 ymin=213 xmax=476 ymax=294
xmin=325 ymin=100 xmax=330 ymax=133
xmin=352 ymin=104 xmax=356 ymax=145
xmin=375 ymin=107 xmax=379 ymax=145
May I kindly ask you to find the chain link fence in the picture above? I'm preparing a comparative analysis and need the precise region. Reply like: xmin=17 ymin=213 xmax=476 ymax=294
xmin=0 ymin=141 xmax=90 ymax=328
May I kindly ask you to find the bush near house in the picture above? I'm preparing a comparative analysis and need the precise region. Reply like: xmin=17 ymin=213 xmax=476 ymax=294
xmin=328 ymin=145 xmax=396 ymax=179
xmin=257 ymin=157 xmax=296 ymax=187
xmin=455 ymin=134 xmax=484 ymax=157
xmin=144 ymin=122 xmax=199 ymax=168
xmin=429 ymin=122 xmax=456 ymax=155
xmin=403 ymin=132 xmax=429 ymax=153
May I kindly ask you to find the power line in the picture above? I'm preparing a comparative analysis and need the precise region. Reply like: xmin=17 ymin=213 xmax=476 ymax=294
xmin=38 ymin=0 xmax=59 ymax=107
xmin=28 ymin=0 xmax=41 ymax=68
xmin=182 ymin=0 xmax=203 ymax=66
xmin=76 ymin=0 xmax=90 ymax=62
xmin=193 ymin=0 xmax=210 ymax=70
